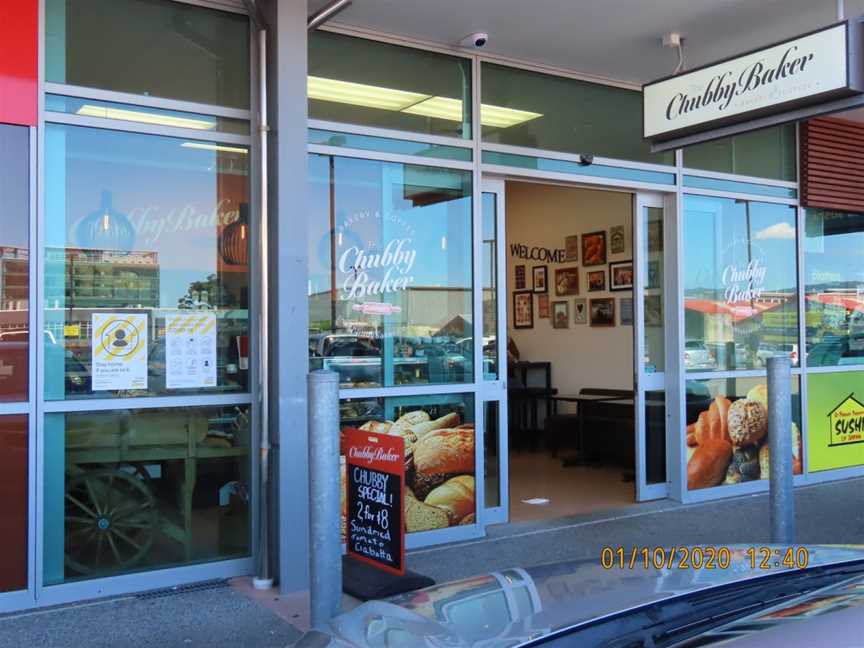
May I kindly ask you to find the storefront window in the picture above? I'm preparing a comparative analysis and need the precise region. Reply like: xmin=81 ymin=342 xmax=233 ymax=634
xmin=0 ymin=125 xmax=30 ymax=402
xmin=482 ymin=193 xmax=498 ymax=380
xmin=685 ymin=377 xmax=801 ymax=491
xmin=309 ymin=31 xmax=472 ymax=139
xmin=0 ymin=415 xmax=27 ymax=593
xmin=806 ymin=372 xmax=864 ymax=472
xmin=642 ymin=206 xmax=664 ymax=373
xmin=44 ymin=124 xmax=250 ymax=400
xmin=339 ymin=394 xmax=475 ymax=534
xmin=683 ymin=196 xmax=798 ymax=372
xmin=481 ymin=63 xmax=673 ymax=165
xmin=43 ymin=405 xmax=251 ymax=584
xmin=683 ymin=125 xmax=797 ymax=182
xmin=46 ymin=0 xmax=250 ymax=109
xmin=804 ymin=209 xmax=864 ymax=367
xmin=309 ymin=154 xmax=473 ymax=388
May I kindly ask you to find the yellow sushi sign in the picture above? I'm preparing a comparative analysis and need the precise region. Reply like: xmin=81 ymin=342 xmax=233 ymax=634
xmin=808 ymin=374 xmax=864 ymax=472
xmin=827 ymin=394 xmax=864 ymax=447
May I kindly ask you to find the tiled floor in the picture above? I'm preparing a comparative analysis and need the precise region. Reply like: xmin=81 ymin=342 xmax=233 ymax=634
xmin=506 ymin=451 xmax=634 ymax=523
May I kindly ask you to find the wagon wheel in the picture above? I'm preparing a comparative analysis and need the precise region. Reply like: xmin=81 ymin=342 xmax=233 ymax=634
xmin=64 ymin=468 xmax=158 ymax=576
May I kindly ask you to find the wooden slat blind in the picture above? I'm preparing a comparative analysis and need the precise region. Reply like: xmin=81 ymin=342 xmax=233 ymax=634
xmin=801 ymin=117 xmax=864 ymax=213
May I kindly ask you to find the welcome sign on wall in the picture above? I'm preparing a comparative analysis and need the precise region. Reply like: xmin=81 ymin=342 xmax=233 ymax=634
xmin=644 ymin=21 xmax=864 ymax=150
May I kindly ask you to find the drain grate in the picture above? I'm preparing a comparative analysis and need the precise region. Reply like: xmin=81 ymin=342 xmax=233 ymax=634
xmin=137 ymin=579 xmax=228 ymax=600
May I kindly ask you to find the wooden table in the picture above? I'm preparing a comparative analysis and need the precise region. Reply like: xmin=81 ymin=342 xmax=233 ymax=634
xmin=551 ymin=394 xmax=634 ymax=466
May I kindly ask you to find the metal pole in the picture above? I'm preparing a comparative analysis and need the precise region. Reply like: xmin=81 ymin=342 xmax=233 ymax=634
xmin=837 ymin=0 xmax=845 ymax=21
xmin=767 ymin=356 xmax=795 ymax=544
xmin=308 ymin=370 xmax=342 ymax=626
xmin=308 ymin=0 xmax=353 ymax=31
xmin=253 ymin=27 xmax=273 ymax=591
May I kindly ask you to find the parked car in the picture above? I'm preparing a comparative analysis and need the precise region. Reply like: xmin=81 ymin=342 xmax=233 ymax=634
xmin=756 ymin=342 xmax=798 ymax=366
xmin=684 ymin=340 xmax=716 ymax=370
xmin=297 ymin=545 xmax=864 ymax=647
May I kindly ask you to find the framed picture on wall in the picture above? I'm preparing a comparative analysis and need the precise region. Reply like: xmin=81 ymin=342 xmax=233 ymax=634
xmin=648 ymin=220 xmax=663 ymax=253
xmin=564 ymin=235 xmax=579 ymax=261
xmin=573 ymin=298 xmax=588 ymax=324
xmin=514 ymin=264 xmax=526 ymax=290
xmin=582 ymin=231 xmax=606 ymax=266
xmin=554 ymin=267 xmax=579 ymax=296
xmin=590 ymin=298 xmax=615 ymax=327
xmin=587 ymin=269 xmax=606 ymax=292
xmin=620 ymin=297 xmax=634 ymax=325
xmin=538 ymin=293 xmax=550 ymax=318
xmin=513 ymin=291 xmax=534 ymax=329
xmin=552 ymin=301 xmax=569 ymax=329
xmin=610 ymin=225 xmax=626 ymax=254
xmin=609 ymin=260 xmax=633 ymax=291
xmin=532 ymin=265 xmax=548 ymax=293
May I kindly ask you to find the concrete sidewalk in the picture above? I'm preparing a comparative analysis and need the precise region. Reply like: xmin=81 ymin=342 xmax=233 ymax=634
xmin=2 ymin=477 xmax=861 ymax=647
xmin=407 ymin=477 xmax=864 ymax=583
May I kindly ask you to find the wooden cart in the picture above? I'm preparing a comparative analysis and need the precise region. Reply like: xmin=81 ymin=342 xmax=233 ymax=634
xmin=63 ymin=409 xmax=249 ymax=576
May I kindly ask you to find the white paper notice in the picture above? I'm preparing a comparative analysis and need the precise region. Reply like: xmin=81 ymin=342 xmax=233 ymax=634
xmin=92 ymin=313 xmax=148 ymax=391
xmin=165 ymin=312 xmax=217 ymax=389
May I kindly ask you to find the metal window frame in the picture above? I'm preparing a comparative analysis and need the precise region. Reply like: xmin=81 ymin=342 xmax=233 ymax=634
xmin=6 ymin=0 xmax=261 ymax=614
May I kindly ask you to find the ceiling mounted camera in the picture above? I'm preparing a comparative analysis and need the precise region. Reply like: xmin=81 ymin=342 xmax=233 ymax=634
xmin=460 ymin=32 xmax=489 ymax=49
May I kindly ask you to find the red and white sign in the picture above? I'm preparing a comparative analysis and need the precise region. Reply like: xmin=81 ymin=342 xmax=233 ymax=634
xmin=344 ymin=427 xmax=405 ymax=576
xmin=0 ymin=0 xmax=37 ymax=127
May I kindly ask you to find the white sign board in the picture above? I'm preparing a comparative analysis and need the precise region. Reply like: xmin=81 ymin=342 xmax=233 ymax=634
xmin=92 ymin=313 xmax=148 ymax=391
xmin=166 ymin=312 xmax=217 ymax=389
xmin=644 ymin=23 xmax=853 ymax=140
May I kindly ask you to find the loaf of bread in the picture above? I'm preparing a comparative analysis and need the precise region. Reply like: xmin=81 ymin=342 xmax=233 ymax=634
xmin=404 ymin=487 xmax=449 ymax=532
xmin=727 ymin=398 xmax=767 ymax=447
xmin=459 ymin=513 xmax=475 ymax=525
xmin=687 ymin=437 xmax=733 ymax=489
xmin=359 ymin=420 xmax=393 ymax=434
xmin=694 ymin=396 xmax=732 ymax=445
xmin=389 ymin=410 xmax=430 ymax=436
xmin=409 ymin=412 xmax=461 ymax=440
xmin=413 ymin=428 xmax=474 ymax=498
xmin=424 ymin=475 xmax=475 ymax=524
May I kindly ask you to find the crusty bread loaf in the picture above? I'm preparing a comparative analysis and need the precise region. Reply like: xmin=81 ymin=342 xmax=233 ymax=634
xmin=359 ymin=420 xmax=393 ymax=434
xmin=409 ymin=412 xmax=461 ymax=440
xmin=404 ymin=487 xmax=449 ymax=532
xmin=413 ymin=428 xmax=474 ymax=498
xmin=424 ymin=475 xmax=475 ymax=524
xmin=459 ymin=513 xmax=475 ymax=525
xmin=687 ymin=437 xmax=733 ymax=489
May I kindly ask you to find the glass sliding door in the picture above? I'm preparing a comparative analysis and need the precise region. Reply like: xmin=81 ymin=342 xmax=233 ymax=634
xmin=480 ymin=179 xmax=509 ymax=524
xmin=633 ymin=193 xmax=670 ymax=501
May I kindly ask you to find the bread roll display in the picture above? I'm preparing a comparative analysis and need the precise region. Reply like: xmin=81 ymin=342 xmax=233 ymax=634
xmin=686 ymin=381 xmax=801 ymax=490
xmin=342 ymin=405 xmax=475 ymax=534
xmin=424 ymin=475 xmax=475 ymax=524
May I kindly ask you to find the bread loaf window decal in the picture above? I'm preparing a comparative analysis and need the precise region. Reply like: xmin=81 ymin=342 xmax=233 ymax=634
xmin=686 ymin=381 xmax=802 ymax=490
xmin=340 ymin=401 xmax=475 ymax=536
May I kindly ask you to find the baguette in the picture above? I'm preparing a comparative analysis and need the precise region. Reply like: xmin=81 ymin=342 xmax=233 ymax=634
xmin=424 ymin=475 xmax=475 ymax=524
xmin=409 ymin=412 xmax=461 ymax=440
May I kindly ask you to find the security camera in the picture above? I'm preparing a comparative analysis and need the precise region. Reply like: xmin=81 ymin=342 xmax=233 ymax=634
xmin=578 ymin=153 xmax=594 ymax=167
xmin=460 ymin=32 xmax=489 ymax=49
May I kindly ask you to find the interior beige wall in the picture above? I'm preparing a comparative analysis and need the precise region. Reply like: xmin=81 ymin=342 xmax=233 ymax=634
xmin=506 ymin=182 xmax=634 ymax=408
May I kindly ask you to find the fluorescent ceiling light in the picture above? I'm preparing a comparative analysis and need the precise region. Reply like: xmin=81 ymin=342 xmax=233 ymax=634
xmin=77 ymin=104 xmax=217 ymax=130
xmin=403 ymin=96 xmax=465 ymax=121
xmin=308 ymin=76 xmax=543 ymax=128
xmin=406 ymin=96 xmax=543 ymax=128
xmin=308 ymin=76 xmax=430 ymax=111
xmin=181 ymin=142 xmax=248 ymax=154
xmin=480 ymin=103 xmax=543 ymax=128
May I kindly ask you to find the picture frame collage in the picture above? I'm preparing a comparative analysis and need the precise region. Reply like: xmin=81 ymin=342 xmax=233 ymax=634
xmin=512 ymin=222 xmax=640 ymax=329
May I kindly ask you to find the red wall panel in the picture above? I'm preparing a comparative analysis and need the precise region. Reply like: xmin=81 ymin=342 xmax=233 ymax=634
xmin=801 ymin=117 xmax=864 ymax=213
xmin=0 ymin=0 xmax=38 ymax=127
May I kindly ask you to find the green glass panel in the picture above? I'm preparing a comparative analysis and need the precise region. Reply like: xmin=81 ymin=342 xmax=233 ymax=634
xmin=481 ymin=62 xmax=674 ymax=165
xmin=683 ymin=125 xmax=797 ymax=182
xmin=46 ymin=0 xmax=250 ymax=109
xmin=309 ymin=32 xmax=472 ymax=139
